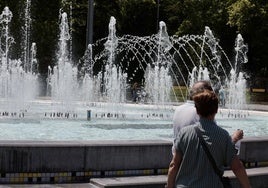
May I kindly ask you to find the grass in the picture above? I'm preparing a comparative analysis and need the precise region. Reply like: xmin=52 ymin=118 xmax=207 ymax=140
xmin=170 ymin=86 xmax=188 ymax=102
xmin=248 ymin=91 xmax=268 ymax=103
xmin=170 ymin=86 xmax=268 ymax=103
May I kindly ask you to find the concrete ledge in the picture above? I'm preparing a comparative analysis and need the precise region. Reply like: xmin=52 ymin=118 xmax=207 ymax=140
xmin=0 ymin=137 xmax=267 ymax=187
xmin=89 ymin=168 xmax=268 ymax=188
xmin=239 ymin=136 xmax=268 ymax=163
xmin=224 ymin=167 xmax=268 ymax=188
xmin=90 ymin=175 xmax=167 ymax=188
xmin=0 ymin=183 xmax=93 ymax=187
xmin=0 ymin=140 xmax=172 ymax=172
xmin=0 ymin=140 xmax=172 ymax=184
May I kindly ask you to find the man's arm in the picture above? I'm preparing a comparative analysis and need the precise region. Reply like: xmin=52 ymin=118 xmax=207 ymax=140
xmin=166 ymin=150 xmax=182 ymax=188
xmin=231 ymin=129 xmax=243 ymax=143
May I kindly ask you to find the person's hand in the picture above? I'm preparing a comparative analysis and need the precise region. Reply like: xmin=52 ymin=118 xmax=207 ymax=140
xmin=232 ymin=129 xmax=243 ymax=143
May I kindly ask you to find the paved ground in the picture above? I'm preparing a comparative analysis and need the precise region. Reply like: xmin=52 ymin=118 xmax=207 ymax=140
xmin=0 ymin=184 xmax=91 ymax=188
xmin=247 ymin=103 xmax=268 ymax=112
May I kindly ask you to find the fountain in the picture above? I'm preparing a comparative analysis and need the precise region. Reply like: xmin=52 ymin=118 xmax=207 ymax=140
xmin=0 ymin=5 xmax=267 ymax=141
xmin=144 ymin=21 xmax=173 ymax=105
xmin=0 ymin=6 xmax=38 ymax=115
xmin=47 ymin=11 xmax=79 ymax=113
xmin=226 ymin=34 xmax=248 ymax=117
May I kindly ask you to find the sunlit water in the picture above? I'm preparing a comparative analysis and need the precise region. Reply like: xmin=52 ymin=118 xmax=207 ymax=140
xmin=217 ymin=112 xmax=268 ymax=138
xmin=0 ymin=110 xmax=267 ymax=141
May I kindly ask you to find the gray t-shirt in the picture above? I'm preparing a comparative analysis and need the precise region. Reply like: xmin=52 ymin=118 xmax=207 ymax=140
xmin=174 ymin=118 xmax=237 ymax=188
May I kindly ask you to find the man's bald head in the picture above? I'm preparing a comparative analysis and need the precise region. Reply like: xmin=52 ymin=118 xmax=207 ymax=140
xmin=189 ymin=81 xmax=213 ymax=100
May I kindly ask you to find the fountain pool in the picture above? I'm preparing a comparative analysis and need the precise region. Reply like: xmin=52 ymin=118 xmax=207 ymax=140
xmin=0 ymin=104 xmax=267 ymax=141
xmin=0 ymin=5 xmax=266 ymax=143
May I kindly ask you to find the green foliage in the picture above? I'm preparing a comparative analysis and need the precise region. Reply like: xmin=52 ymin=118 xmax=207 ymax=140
xmin=172 ymin=0 xmax=229 ymax=37
xmin=159 ymin=0 xmax=182 ymax=35
xmin=93 ymin=0 xmax=121 ymax=39
xmin=117 ymin=0 xmax=156 ymax=36
xmin=31 ymin=0 xmax=60 ymax=73
xmin=227 ymin=0 xmax=268 ymax=77
xmin=227 ymin=0 xmax=262 ymax=31
xmin=0 ymin=0 xmax=268 ymax=81
xmin=170 ymin=86 xmax=188 ymax=102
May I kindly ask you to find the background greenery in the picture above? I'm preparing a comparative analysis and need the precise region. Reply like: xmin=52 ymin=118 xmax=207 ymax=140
xmin=0 ymin=0 xmax=267 ymax=91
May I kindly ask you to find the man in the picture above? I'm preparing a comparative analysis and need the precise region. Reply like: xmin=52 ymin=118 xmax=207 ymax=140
xmin=173 ymin=81 xmax=243 ymax=147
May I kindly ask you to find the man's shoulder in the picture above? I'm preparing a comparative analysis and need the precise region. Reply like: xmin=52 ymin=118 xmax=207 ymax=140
xmin=175 ymin=101 xmax=195 ymax=110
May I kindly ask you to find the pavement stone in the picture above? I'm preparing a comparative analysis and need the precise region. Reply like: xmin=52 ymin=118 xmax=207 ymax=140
xmin=0 ymin=184 xmax=91 ymax=188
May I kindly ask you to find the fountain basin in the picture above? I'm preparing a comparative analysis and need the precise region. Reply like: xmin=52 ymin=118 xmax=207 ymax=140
xmin=0 ymin=100 xmax=267 ymax=141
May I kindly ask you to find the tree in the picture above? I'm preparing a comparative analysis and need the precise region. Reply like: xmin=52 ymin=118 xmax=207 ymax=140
xmin=117 ymin=0 xmax=156 ymax=36
xmin=158 ymin=0 xmax=183 ymax=35
xmin=31 ymin=0 xmax=60 ymax=75
xmin=0 ymin=0 xmax=268 ymax=85
xmin=227 ymin=0 xmax=268 ymax=78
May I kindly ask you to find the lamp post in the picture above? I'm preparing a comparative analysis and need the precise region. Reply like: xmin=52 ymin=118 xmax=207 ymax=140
xmin=156 ymin=0 xmax=160 ymax=32
xmin=86 ymin=0 xmax=94 ymax=46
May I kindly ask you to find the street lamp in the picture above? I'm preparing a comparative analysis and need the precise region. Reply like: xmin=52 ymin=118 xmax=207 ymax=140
xmin=86 ymin=0 xmax=94 ymax=46
xmin=156 ymin=0 xmax=160 ymax=32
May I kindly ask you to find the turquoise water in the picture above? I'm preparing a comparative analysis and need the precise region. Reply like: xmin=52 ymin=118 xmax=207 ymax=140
xmin=0 ymin=111 xmax=267 ymax=141
xmin=0 ymin=119 xmax=172 ymax=140
xmin=217 ymin=114 xmax=268 ymax=137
